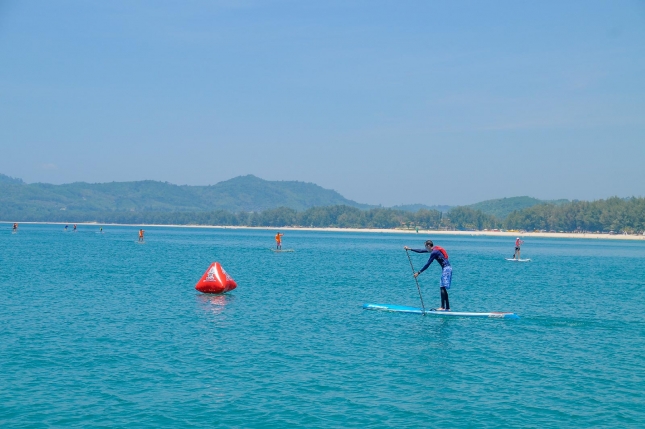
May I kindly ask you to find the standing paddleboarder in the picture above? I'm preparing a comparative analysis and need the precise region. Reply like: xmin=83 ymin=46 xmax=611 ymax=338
xmin=275 ymin=232 xmax=284 ymax=250
xmin=404 ymin=240 xmax=452 ymax=311
xmin=512 ymin=237 xmax=524 ymax=260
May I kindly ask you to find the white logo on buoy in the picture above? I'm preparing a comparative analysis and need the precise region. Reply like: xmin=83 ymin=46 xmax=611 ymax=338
xmin=205 ymin=264 xmax=225 ymax=284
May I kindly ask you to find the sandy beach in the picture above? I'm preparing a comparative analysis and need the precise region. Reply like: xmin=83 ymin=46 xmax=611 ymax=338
xmin=5 ymin=222 xmax=645 ymax=241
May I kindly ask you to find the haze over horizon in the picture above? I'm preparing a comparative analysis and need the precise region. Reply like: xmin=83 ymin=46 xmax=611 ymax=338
xmin=1 ymin=1 xmax=644 ymax=206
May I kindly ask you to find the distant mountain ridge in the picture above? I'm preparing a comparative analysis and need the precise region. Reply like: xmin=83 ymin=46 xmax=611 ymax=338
xmin=0 ymin=174 xmax=24 ymax=184
xmin=1 ymin=173 xmax=638 ymax=233
xmin=0 ymin=173 xmax=568 ymax=221
xmin=0 ymin=174 xmax=369 ymax=216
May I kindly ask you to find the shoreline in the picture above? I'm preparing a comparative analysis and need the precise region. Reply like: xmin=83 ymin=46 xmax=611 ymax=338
xmin=4 ymin=221 xmax=645 ymax=241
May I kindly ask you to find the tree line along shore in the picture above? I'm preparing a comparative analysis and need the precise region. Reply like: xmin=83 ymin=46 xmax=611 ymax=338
xmin=3 ymin=197 xmax=645 ymax=234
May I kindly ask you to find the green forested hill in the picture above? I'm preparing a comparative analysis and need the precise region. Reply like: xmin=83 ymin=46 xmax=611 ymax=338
xmin=2 ymin=173 xmax=642 ymax=233
xmin=503 ymin=197 xmax=645 ymax=233
xmin=0 ymin=174 xmax=24 ymax=184
xmin=467 ymin=196 xmax=569 ymax=219
xmin=0 ymin=174 xmax=368 ymax=220
xmin=199 ymin=175 xmax=370 ymax=212
xmin=392 ymin=203 xmax=452 ymax=213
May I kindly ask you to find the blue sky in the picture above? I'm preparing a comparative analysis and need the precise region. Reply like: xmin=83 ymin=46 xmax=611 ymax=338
xmin=1 ymin=0 xmax=644 ymax=206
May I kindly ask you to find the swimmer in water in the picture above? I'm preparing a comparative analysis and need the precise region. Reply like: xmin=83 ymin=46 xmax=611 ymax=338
xmin=138 ymin=229 xmax=145 ymax=242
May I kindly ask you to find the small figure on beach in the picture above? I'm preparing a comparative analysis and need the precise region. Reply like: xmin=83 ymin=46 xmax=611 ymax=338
xmin=275 ymin=232 xmax=284 ymax=250
xmin=12 ymin=223 xmax=18 ymax=232
xmin=512 ymin=237 xmax=524 ymax=260
xmin=405 ymin=240 xmax=452 ymax=311
xmin=138 ymin=229 xmax=145 ymax=242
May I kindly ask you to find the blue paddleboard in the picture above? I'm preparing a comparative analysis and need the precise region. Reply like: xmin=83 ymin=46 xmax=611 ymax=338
xmin=363 ymin=303 xmax=520 ymax=319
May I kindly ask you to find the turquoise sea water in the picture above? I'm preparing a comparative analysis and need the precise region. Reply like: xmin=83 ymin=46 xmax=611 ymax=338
xmin=1 ymin=224 xmax=644 ymax=428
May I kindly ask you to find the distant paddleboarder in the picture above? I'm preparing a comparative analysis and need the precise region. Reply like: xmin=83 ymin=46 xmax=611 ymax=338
xmin=64 ymin=224 xmax=68 ymax=231
xmin=512 ymin=237 xmax=524 ymax=260
xmin=138 ymin=229 xmax=145 ymax=242
xmin=73 ymin=224 xmax=77 ymax=232
xmin=404 ymin=240 xmax=452 ymax=311
xmin=275 ymin=232 xmax=284 ymax=250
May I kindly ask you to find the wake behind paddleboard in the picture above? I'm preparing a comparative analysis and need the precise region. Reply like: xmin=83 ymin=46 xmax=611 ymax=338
xmin=271 ymin=249 xmax=294 ymax=252
xmin=363 ymin=303 xmax=520 ymax=319
xmin=505 ymin=258 xmax=531 ymax=262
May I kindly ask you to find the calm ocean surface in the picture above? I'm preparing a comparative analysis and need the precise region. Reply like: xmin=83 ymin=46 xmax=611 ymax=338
xmin=1 ymin=224 xmax=644 ymax=428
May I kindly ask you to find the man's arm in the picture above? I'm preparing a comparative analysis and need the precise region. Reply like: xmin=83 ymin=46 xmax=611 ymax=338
xmin=408 ymin=248 xmax=429 ymax=254
xmin=418 ymin=252 xmax=437 ymax=274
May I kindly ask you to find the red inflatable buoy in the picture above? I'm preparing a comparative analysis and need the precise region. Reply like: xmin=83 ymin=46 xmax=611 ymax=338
xmin=195 ymin=262 xmax=237 ymax=294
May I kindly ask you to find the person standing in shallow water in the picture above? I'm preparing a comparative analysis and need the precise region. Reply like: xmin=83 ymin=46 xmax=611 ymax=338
xmin=404 ymin=240 xmax=452 ymax=311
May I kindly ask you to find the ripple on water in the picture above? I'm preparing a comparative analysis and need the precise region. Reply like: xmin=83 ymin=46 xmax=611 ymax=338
xmin=1 ymin=225 xmax=644 ymax=428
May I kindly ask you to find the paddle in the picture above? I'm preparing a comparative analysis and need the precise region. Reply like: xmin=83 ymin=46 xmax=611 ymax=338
xmin=405 ymin=249 xmax=426 ymax=315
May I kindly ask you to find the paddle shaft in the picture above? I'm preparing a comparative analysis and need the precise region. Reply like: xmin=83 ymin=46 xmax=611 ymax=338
xmin=405 ymin=249 xmax=426 ymax=314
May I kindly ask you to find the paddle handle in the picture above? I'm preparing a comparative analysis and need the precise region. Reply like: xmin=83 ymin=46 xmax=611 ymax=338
xmin=406 ymin=249 xmax=426 ymax=314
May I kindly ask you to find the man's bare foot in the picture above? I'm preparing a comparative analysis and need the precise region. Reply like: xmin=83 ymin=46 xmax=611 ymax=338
xmin=435 ymin=308 xmax=445 ymax=311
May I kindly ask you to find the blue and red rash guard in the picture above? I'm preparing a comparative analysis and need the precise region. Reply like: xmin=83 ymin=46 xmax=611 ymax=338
xmin=410 ymin=247 xmax=451 ymax=273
